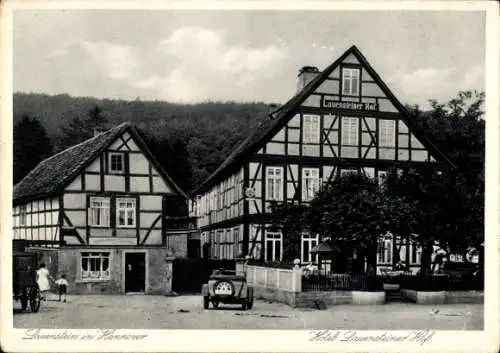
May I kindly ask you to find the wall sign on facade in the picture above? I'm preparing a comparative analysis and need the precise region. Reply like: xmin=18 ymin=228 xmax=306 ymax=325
xmin=245 ymin=187 xmax=256 ymax=200
xmin=322 ymin=98 xmax=379 ymax=112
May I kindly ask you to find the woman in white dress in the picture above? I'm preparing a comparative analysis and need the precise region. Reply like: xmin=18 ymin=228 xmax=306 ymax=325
xmin=36 ymin=263 xmax=52 ymax=300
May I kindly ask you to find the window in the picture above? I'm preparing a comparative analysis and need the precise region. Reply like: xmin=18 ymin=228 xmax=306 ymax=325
xmin=303 ymin=115 xmax=320 ymax=144
xmin=410 ymin=244 xmax=421 ymax=264
xmin=19 ymin=205 xmax=27 ymax=226
xmin=377 ymin=239 xmax=392 ymax=264
xmin=116 ymin=198 xmax=136 ymax=227
xmin=342 ymin=117 xmax=359 ymax=145
xmin=81 ymin=252 xmax=110 ymax=280
xmin=301 ymin=233 xmax=319 ymax=263
xmin=377 ymin=170 xmax=387 ymax=185
xmin=265 ymin=231 xmax=282 ymax=261
xmin=379 ymin=120 xmax=395 ymax=147
xmin=342 ymin=68 xmax=360 ymax=96
xmin=89 ymin=197 xmax=110 ymax=227
xmin=302 ymin=168 xmax=319 ymax=201
xmin=341 ymin=169 xmax=358 ymax=177
xmin=266 ymin=167 xmax=283 ymax=201
xmin=234 ymin=228 xmax=240 ymax=257
xmin=109 ymin=153 xmax=124 ymax=173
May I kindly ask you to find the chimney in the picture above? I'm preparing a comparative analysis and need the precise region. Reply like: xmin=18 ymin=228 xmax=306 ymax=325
xmin=297 ymin=66 xmax=320 ymax=92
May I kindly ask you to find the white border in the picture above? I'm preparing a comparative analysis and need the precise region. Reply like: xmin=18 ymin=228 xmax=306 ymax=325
xmin=1 ymin=1 xmax=498 ymax=353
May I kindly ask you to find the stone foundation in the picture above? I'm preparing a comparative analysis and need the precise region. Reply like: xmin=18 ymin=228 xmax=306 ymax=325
xmin=400 ymin=289 xmax=483 ymax=304
xmin=351 ymin=291 xmax=386 ymax=305
xmin=252 ymin=286 xmax=385 ymax=308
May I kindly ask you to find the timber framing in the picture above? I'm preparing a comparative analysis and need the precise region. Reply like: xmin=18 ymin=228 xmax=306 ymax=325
xmin=193 ymin=45 xmax=456 ymax=263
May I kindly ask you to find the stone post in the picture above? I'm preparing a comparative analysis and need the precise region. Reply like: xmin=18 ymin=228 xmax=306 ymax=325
xmin=291 ymin=258 xmax=302 ymax=292
xmin=235 ymin=255 xmax=249 ymax=277
xmin=164 ymin=256 xmax=175 ymax=296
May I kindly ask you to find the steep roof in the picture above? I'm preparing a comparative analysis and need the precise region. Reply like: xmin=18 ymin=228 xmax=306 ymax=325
xmin=13 ymin=122 xmax=187 ymax=205
xmin=195 ymin=45 xmax=455 ymax=193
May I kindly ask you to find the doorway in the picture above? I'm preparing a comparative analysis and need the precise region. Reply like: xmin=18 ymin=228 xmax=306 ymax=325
xmin=124 ymin=252 xmax=146 ymax=293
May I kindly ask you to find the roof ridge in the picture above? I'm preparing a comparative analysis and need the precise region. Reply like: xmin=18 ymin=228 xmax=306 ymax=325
xmin=13 ymin=122 xmax=132 ymax=200
xmin=194 ymin=45 xmax=454 ymax=194
xmin=42 ymin=122 xmax=130 ymax=164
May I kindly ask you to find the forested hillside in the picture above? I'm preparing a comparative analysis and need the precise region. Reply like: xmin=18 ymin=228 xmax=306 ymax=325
xmin=13 ymin=92 xmax=273 ymax=192
xmin=13 ymin=91 xmax=484 ymax=199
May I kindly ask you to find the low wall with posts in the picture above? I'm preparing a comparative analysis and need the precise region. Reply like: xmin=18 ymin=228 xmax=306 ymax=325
xmin=241 ymin=260 xmax=384 ymax=308
xmin=245 ymin=264 xmax=301 ymax=307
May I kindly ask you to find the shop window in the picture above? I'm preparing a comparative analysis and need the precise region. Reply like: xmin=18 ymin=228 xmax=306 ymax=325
xmin=89 ymin=197 xmax=110 ymax=227
xmin=81 ymin=252 xmax=111 ymax=280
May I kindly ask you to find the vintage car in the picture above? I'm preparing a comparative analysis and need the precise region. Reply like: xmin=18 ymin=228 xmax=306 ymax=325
xmin=202 ymin=269 xmax=253 ymax=310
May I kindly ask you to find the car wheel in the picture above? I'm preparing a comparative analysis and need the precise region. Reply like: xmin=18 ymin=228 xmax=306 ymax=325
xmin=212 ymin=300 xmax=219 ymax=309
xmin=203 ymin=296 xmax=209 ymax=309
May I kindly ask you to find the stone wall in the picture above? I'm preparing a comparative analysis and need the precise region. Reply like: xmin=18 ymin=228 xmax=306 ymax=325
xmin=245 ymin=261 xmax=385 ymax=308
xmin=49 ymin=247 xmax=172 ymax=295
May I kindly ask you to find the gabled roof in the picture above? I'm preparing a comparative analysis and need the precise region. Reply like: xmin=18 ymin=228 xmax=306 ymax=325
xmin=195 ymin=45 xmax=455 ymax=193
xmin=13 ymin=122 xmax=187 ymax=205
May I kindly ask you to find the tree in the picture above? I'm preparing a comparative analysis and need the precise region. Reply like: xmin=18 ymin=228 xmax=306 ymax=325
xmin=305 ymin=173 xmax=389 ymax=273
xmin=13 ymin=115 xmax=53 ymax=184
xmin=409 ymin=90 xmax=485 ymax=263
xmin=57 ymin=104 xmax=108 ymax=151
xmin=268 ymin=201 xmax=308 ymax=262
xmin=382 ymin=163 xmax=472 ymax=276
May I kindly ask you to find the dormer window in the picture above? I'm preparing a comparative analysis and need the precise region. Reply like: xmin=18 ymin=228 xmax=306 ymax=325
xmin=342 ymin=67 xmax=360 ymax=96
xmin=109 ymin=153 xmax=124 ymax=173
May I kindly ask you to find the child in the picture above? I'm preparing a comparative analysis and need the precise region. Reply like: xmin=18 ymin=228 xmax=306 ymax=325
xmin=55 ymin=274 xmax=69 ymax=302
xmin=36 ymin=263 xmax=52 ymax=300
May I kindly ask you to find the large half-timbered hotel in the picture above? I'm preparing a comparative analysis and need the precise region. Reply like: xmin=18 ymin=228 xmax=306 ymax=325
xmin=12 ymin=123 xmax=195 ymax=294
xmin=192 ymin=45 xmax=453 ymax=273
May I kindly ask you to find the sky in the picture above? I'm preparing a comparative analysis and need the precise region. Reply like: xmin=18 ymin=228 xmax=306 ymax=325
xmin=13 ymin=9 xmax=485 ymax=108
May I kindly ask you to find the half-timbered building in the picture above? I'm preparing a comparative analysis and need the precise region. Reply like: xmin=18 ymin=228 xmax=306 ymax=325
xmin=13 ymin=122 xmax=194 ymax=294
xmin=192 ymin=45 xmax=453 ymax=273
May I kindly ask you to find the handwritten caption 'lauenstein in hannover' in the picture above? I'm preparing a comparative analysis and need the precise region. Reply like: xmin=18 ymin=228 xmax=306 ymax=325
xmin=22 ymin=329 xmax=148 ymax=340
xmin=309 ymin=330 xmax=435 ymax=345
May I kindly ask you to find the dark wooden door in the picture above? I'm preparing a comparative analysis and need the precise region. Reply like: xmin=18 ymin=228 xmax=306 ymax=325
xmin=125 ymin=253 xmax=146 ymax=293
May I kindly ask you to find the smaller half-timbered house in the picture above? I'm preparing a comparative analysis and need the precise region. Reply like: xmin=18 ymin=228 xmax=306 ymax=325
xmin=13 ymin=122 xmax=192 ymax=294
xmin=192 ymin=45 xmax=454 ymax=273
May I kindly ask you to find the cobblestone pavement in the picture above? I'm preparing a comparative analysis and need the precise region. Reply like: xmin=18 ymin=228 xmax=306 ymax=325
xmin=13 ymin=294 xmax=483 ymax=330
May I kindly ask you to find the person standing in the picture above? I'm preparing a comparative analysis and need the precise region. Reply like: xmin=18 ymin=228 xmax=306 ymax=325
xmin=36 ymin=263 xmax=52 ymax=300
